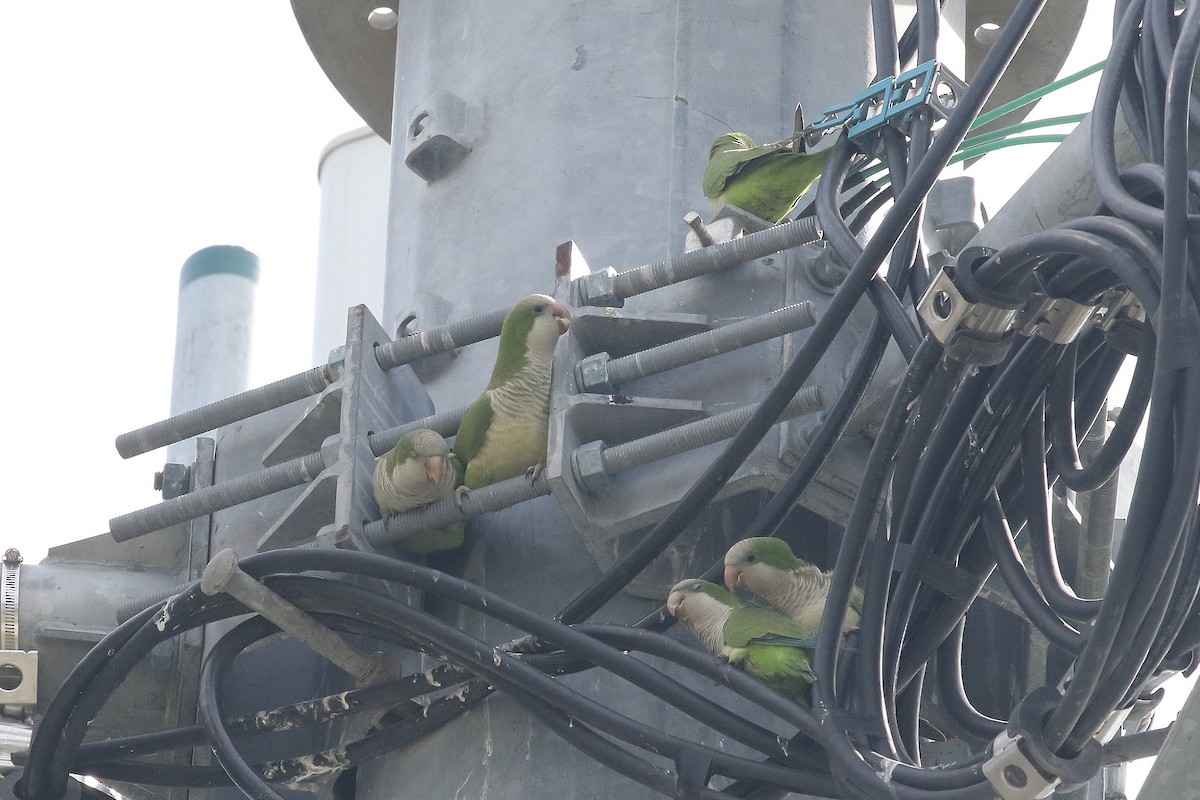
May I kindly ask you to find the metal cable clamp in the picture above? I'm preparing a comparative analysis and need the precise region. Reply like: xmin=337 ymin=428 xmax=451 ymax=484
xmin=1014 ymin=293 xmax=1096 ymax=344
xmin=1091 ymin=287 xmax=1146 ymax=354
xmin=917 ymin=249 xmax=1022 ymax=365
xmin=983 ymin=687 xmax=1102 ymax=800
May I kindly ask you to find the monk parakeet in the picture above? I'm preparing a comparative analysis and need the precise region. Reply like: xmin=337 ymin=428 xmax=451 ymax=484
xmin=452 ymin=294 xmax=571 ymax=493
xmin=702 ymin=132 xmax=831 ymax=224
xmin=372 ymin=428 xmax=465 ymax=553
xmin=667 ymin=578 xmax=818 ymax=701
xmin=724 ymin=537 xmax=863 ymax=634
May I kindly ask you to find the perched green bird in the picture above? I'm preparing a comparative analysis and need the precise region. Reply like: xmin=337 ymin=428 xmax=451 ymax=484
xmin=452 ymin=294 xmax=571 ymax=494
xmin=724 ymin=537 xmax=863 ymax=634
xmin=373 ymin=428 xmax=465 ymax=553
xmin=702 ymin=132 xmax=831 ymax=224
xmin=667 ymin=578 xmax=818 ymax=701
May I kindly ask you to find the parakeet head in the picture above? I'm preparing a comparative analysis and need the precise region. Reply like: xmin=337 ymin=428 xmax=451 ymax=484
xmin=386 ymin=428 xmax=453 ymax=485
xmin=668 ymin=579 xmax=741 ymax=652
xmin=724 ymin=537 xmax=802 ymax=592
xmin=709 ymin=131 xmax=755 ymax=159
xmin=667 ymin=579 xmax=740 ymax=622
xmin=490 ymin=294 xmax=571 ymax=386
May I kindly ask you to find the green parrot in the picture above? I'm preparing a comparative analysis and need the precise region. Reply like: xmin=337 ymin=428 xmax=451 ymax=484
xmin=452 ymin=294 xmax=571 ymax=494
xmin=667 ymin=578 xmax=818 ymax=701
xmin=724 ymin=537 xmax=864 ymax=634
xmin=702 ymin=132 xmax=831 ymax=224
xmin=373 ymin=428 xmax=466 ymax=553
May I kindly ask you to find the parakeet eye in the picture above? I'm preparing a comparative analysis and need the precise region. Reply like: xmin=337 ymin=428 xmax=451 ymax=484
xmin=746 ymin=554 xmax=756 ymax=563
xmin=533 ymin=304 xmax=544 ymax=313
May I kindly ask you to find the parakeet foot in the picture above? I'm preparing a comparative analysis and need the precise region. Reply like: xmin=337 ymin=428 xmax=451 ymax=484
xmin=525 ymin=463 xmax=544 ymax=483
xmin=454 ymin=485 xmax=471 ymax=513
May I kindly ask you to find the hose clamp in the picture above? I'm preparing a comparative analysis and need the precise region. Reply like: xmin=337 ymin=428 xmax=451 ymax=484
xmin=0 ymin=551 xmax=20 ymax=652
xmin=0 ymin=550 xmax=36 ymax=707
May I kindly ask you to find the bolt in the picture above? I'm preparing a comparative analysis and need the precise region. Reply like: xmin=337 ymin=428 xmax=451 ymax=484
xmin=201 ymin=550 xmax=388 ymax=684
xmin=683 ymin=212 xmax=716 ymax=247
xmin=2 ymin=550 xmax=20 ymax=565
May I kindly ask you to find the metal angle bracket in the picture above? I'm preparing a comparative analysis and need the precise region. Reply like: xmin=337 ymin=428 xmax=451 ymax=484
xmin=258 ymin=305 xmax=435 ymax=553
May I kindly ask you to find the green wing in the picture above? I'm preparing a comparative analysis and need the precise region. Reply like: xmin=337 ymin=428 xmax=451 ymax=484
xmin=702 ymin=133 xmax=785 ymax=198
xmin=725 ymin=605 xmax=817 ymax=648
xmin=718 ymin=149 xmax=831 ymax=223
xmin=452 ymin=393 xmax=494 ymax=474
xmin=725 ymin=606 xmax=819 ymax=698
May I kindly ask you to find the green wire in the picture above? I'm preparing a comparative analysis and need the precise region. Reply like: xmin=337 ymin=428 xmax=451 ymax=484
xmin=862 ymin=134 xmax=1069 ymax=193
xmin=971 ymin=58 xmax=1105 ymax=130
xmin=831 ymin=59 xmax=1099 ymax=192
xmin=856 ymin=114 xmax=1083 ymax=183
xmin=959 ymin=113 xmax=1086 ymax=150
xmin=948 ymin=134 xmax=1068 ymax=165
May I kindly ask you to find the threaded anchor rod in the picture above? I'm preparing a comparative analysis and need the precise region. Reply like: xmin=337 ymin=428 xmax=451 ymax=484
xmin=608 ymin=215 xmax=822 ymax=301
xmin=116 ymin=308 xmax=515 ymax=460
xmin=117 ymin=218 xmax=822 ymax=460
xmin=367 ymin=406 xmax=467 ymax=457
xmin=373 ymin=308 xmax=510 ymax=371
xmin=116 ymin=583 xmax=190 ymax=624
xmin=109 ymin=451 xmax=327 ymax=542
xmin=115 ymin=366 xmax=333 ymax=459
xmin=601 ymin=386 xmax=824 ymax=475
xmin=363 ymin=473 xmax=551 ymax=549
xmin=605 ymin=302 xmax=818 ymax=388
xmin=366 ymin=385 xmax=824 ymax=547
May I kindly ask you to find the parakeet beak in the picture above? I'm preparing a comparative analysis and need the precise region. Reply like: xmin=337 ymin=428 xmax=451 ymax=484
xmin=724 ymin=565 xmax=745 ymax=592
xmin=552 ymin=302 xmax=572 ymax=335
xmin=424 ymin=455 xmax=445 ymax=484
xmin=666 ymin=591 xmax=686 ymax=620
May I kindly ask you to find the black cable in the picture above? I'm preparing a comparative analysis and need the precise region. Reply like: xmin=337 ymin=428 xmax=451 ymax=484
xmin=1049 ymin=328 xmax=1155 ymax=493
xmin=1021 ymin=397 xmax=1104 ymax=621
xmin=979 ymin=489 xmax=1083 ymax=653
xmin=934 ymin=618 xmax=1007 ymax=740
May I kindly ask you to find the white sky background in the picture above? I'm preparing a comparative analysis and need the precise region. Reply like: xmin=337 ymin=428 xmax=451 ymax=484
xmin=0 ymin=2 xmax=1192 ymax=797
xmin=0 ymin=3 xmax=363 ymax=562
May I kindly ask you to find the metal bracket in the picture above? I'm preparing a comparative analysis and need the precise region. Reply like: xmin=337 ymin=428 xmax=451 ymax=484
xmin=805 ymin=60 xmax=968 ymax=147
xmin=1096 ymin=706 xmax=1133 ymax=745
xmin=1014 ymin=294 xmax=1095 ymax=344
xmin=1091 ymin=289 xmax=1145 ymax=332
xmin=1091 ymin=288 xmax=1146 ymax=354
xmin=404 ymin=90 xmax=484 ymax=182
xmin=917 ymin=264 xmax=1016 ymax=365
xmin=983 ymin=730 xmax=1059 ymax=800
